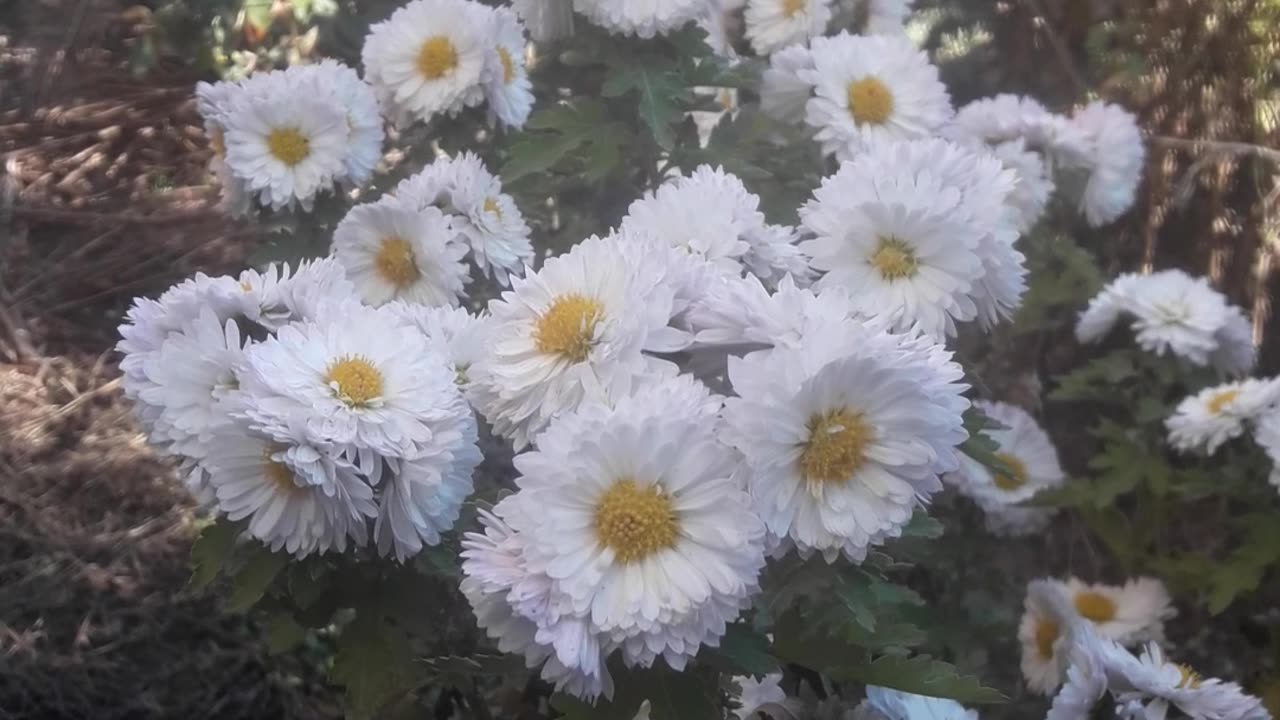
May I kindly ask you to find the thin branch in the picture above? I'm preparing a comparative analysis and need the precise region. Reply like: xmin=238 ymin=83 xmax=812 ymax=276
xmin=1021 ymin=0 xmax=1089 ymax=96
xmin=1148 ymin=135 xmax=1280 ymax=165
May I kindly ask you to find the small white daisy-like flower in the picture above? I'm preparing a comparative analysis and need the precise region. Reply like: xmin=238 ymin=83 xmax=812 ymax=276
xmin=222 ymin=89 xmax=349 ymax=211
xmin=484 ymin=7 xmax=535 ymax=129
xmin=332 ymin=196 xmax=470 ymax=308
xmin=573 ymin=0 xmax=709 ymax=38
xmin=1072 ymin=101 xmax=1145 ymax=227
xmin=948 ymin=93 xmax=1093 ymax=169
xmin=744 ymin=0 xmax=832 ymax=56
xmin=1059 ymin=577 xmax=1175 ymax=647
xmin=799 ymin=138 xmax=1002 ymax=338
xmin=361 ymin=0 xmax=490 ymax=124
xmin=947 ymin=400 xmax=1065 ymax=536
xmin=721 ymin=316 xmax=968 ymax=562
xmin=854 ymin=686 xmax=978 ymax=720
xmin=730 ymin=674 xmax=795 ymax=720
xmin=203 ymin=422 xmax=377 ymax=557
xmin=989 ymin=138 xmax=1054 ymax=232
xmin=800 ymin=32 xmax=952 ymax=162
xmin=1019 ymin=579 xmax=1081 ymax=695
xmin=467 ymin=233 xmax=689 ymax=449
xmin=1166 ymin=378 xmax=1280 ymax=454
xmin=289 ymin=61 xmax=385 ymax=185
xmin=1105 ymin=642 xmax=1270 ymax=720
xmin=387 ymin=303 xmax=490 ymax=387
xmin=760 ymin=44 xmax=816 ymax=124
xmin=237 ymin=257 xmax=359 ymax=332
xmin=237 ymin=302 xmax=468 ymax=459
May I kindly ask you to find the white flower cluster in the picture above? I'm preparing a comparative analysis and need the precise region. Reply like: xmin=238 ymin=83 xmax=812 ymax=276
xmin=333 ymin=152 xmax=534 ymax=305
xmin=196 ymin=61 xmax=384 ymax=214
xmin=362 ymin=0 xmax=533 ymax=128
xmin=946 ymin=400 xmax=1066 ymax=536
xmin=1077 ymin=269 xmax=1256 ymax=374
xmin=515 ymin=0 xmax=708 ymax=39
xmin=1020 ymin=579 xmax=1269 ymax=720
xmin=117 ymin=260 xmax=483 ymax=561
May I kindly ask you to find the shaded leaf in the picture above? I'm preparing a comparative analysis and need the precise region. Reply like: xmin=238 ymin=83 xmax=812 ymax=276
xmin=332 ymin=612 xmax=418 ymax=720
xmin=188 ymin=518 xmax=239 ymax=592
xmin=264 ymin=612 xmax=306 ymax=655
xmin=706 ymin=623 xmax=779 ymax=677
xmin=226 ymin=546 xmax=288 ymax=613
xmin=603 ymin=65 xmax=686 ymax=150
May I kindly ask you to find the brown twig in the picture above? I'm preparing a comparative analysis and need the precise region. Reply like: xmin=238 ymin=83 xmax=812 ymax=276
xmin=1148 ymin=134 xmax=1280 ymax=165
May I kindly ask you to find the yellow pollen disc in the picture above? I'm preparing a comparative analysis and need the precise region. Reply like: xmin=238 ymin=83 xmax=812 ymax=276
xmin=262 ymin=448 xmax=302 ymax=495
xmin=1073 ymin=591 xmax=1118 ymax=623
xmin=266 ymin=127 xmax=310 ymax=167
xmin=799 ymin=409 xmax=873 ymax=487
xmin=870 ymin=236 xmax=919 ymax=281
xmin=374 ymin=236 xmax=420 ymax=288
xmin=534 ymin=294 xmax=603 ymax=363
xmin=324 ymin=355 xmax=384 ymax=408
xmin=497 ymin=47 xmax=515 ymax=85
xmin=781 ymin=0 xmax=805 ymax=17
xmin=593 ymin=479 xmax=679 ymax=564
xmin=846 ymin=76 xmax=894 ymax=125
xmin=417 ymin=36 xmax=458 ymax=80
xmin=1176 ymin=664 xmax=1202 ymax=689
xmin=1206 ymin=389 xmax=1239 ymax=415
xmin=993 ymin=452 xmax=1029 ymax=491
xmin=1034 ymin=618 xmax=1059 ymax=660
xmin=483 ymin=196 xmax=503 ymax=220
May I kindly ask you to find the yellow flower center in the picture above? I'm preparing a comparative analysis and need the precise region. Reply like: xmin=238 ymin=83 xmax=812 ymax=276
xmin=324 ymin=355 xmax=384 ymax=408
xmin=374 ymin=236 xmax=420 ymax=289
xmin=593 ymin=479 xmax=679 ymax=564
xmin=1034 ymin=618 xmax=1059 ymax=660
xmin=1073 ymin=591 xmax=1118 ymax=623
xmin=265 ymin=127 xmax=310 ymax=167
xmin=799 ymin=409 xmax=873 ymax=487
xmin=846 ymin=76 xmax=894 ymax=125
xmin=417 ymin=36 xmax=458 ymax=80
xmin=483 ymin=196 xmax=503 ymax=219
xmin=534 ymin=294 xmax=602 ymax=363
xmin=1206 ymin=389 xmax=1239 ymax=415
xmin=262 ymin=448 xmax=302 ymax=495
xmin=781 ymin=0 xmax=806 ymax=17
xmin=497 ymin=47 xmax=515 ymax=85
xmin=1176 ymin=664 xmax=1202 ymax=690
xmin=870 ymin=236 xmax=919 ymax=281
xmin=993 ymin=452 xmax=1029 ymax=491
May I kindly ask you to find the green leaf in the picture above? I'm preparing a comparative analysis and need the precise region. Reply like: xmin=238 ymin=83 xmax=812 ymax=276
xmin=226 ymin=546 xmax=289 ymax=613
xmin=1050 ymin=352 xmax=1139 ymax=402
xmin=189 ymin=518 xmax=239 ymax=592
xmin=830 ymin=654 xmax=1007 ymax=705
xmin=553 ymin=661 xmax=719 ymax=720
xmin=602 ymin=65 xmax=686 ymax=150
xmin=500 ymin=100 xmax=631 ymax=184
xmin=331 ymin=612 xmax=418 ymax=720
xmin=705 ymin=623 xmax=779 ymax=677
xmin=264 ymin=612 xmax=307 ymax=655
xmin=1205 ymin=514 xmax=1280 ymax=614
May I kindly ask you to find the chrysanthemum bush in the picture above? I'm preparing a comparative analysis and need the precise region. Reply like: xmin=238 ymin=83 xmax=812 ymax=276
xmin=116 ymin=0 xmax=1280 ymax=718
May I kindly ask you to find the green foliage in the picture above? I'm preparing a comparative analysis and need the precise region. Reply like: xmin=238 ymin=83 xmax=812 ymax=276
xmin=188 ymin=517 xmax=240 ymax=592
xmin=501 ymin=100 xmax=633 ymax=185
xmin=553 ymin=662 xmax=720 ymax=720
xmin=332 ymin=611 xmax=419 ymax=719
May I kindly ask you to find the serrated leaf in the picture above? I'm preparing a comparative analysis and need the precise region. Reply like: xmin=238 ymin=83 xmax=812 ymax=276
xmin=831 ymin=654 xmax=1007 ymax=704
xmin=189 ymin=518 xmax=239 ymax=592
xmin=226 ymin=546 xmax=288 ymax=613
xmin=1050 ymin=352 xmax=1139 ymax=402
xmin=553 ymin=661 xmax=719 ymax=720
xmin=501 ymin=101 xmax=631 ymax=184
xmin=706 ymin=623 xmax=778 ymax=677
xmin=602 ymin=65 xmax=685 ymax=150
xmin=332 ymin=612 xmax=418 ymax=720
xmin=1205 ymin=515 xmax=1280 ymax=614
xmin=264 ymin=612 xmax=306 ymax=655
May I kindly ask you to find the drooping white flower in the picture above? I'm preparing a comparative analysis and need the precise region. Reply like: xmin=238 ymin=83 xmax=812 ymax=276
xmin=1019 ymin=579 xmax=1081 ymax=695
xmin=1059 ymin=577 xmax=1175 ymax=646
xmin=332 ymin=196 xmax=470 ymax=308
xmin=361 ymin=0 xmax=491 ymax=124
xmin=760 ymin=44 xmax=816 ymax=124
xmin=1046 ymin=627 xmax=1113 ymax=720
xmin=512 ymin=0 xmax=576 ymax=42
xmin=1166 ymin=378 xmax=1280 ymax=454
xmin=484 ymin=7 xmax=535 ymax=129
xmin=854 ymin=686 xmax=978 ymax=720
xmin=799 ymin=138 xmax=1007 ymax=337
xmin=467 ymin=233 xmax=690 ymax=449
xmin=1072 ymin=101 xmax=1145 ymax=227
xmin=721 ymin=316 xmax=968 ymax=562
xmin=1105 ymin=641 xmax=1270 ymax=720
xmin=800 ymin=32 xmax=952 ymax=162
xmin=947 ymin=93 xmax=1092 ymax=169
xmin=946 ymin=400 xmax=1064 ymax=536
xmin=572 ymin=0 xmax=710 ymax=38
xmin=744 ymin=0 xmax=832 ymax=56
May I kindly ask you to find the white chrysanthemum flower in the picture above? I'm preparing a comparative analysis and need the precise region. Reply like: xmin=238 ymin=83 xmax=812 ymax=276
xmin=731 ymin=674 xmax=794 ymax=720
xmin=1072 ymin=101 xmax=1145 ymax=227
xmin=1255 ymin=412 xmax=1280 ymax=493
xmin=237 ymin=302 xmax=467 ymax=459
xmin=721 ymin=316 xmax=968 ymax=562
xmin=508 ymin=385 xmax=767 ymax=671
xmin=1046 ymin=627 xmax=1112 ymax=720
xmin=204 ymin=422 xmax=377 ymax=557
xmin=222 ymin=90 xmax=349 ymax=211
xmin=800 ymin=32 xmax=952 ymax=161
xmin=513 ymin=0 xmax=576 ymax=42
xmin=1074 ymin=272 xmax=1139 ymax=344
xmin=361 ymin=0 xmax=490 ymax=124
xmin=799 ymin=138 xmax=999 ymax=338
xmin=395 ymin=152 xmax=534 ymax=284
xmin=467 ymin=233 xmax=689 ymax=448
xmin=332 ymin=197 xmax=470 ymax=308
xmin=744 ymin=0 xmax=832 ymax=56
xmin=485 ymin=8 xmax=535 ymax=129
xmin=990 ymin=138 xmax=1054 ymax=232
xmin=1019 ymin=579 xmax=1081 ymax=695
xmin=743 ymin=223 xmax=814 ymax=288
xmin=948 ymin=93 xmax=1092 ymax=169
xmin=761 ymin=44 xmax=816 ymax=124
xmin=288 ymin=60 xmax=385 ymax=185
xmin=687 ymin=273 xmax=853 ymax=351
xmin=1058 ymin=577 xmax=1174 ymax=647
xmin=386 ymin=303 xmax=490 ymax=387
xmin=947 ymin=400 xmax=1064 ymax=536
xmin=572 ymin=0 xmax=709 ymax=38
xmin=854 ymin=686 xmax=978 ymax=720
xmin=1166 ymin=378 xmax=1280 ymax=454
xmin=237 ymin=257 xmax=359 ymax=332
xmin=1105 ymin=642 xmax=1270 ymax=720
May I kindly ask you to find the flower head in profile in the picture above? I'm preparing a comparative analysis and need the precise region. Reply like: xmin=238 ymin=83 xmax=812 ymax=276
xmin=484 ymin=7 xmax=535 ymax=129
xmin=948 ymin=93 xmax=1093 ymax=169
xmin=1019 ymin=579 xmax=1082 ymax=695
xmin=1105 ymin=641 xmax=1270 ymax=720
xmin=744 ymin=0 xmax=832 ymax=56
xmin=1072 ymin=101 xmax=1145 ymax=227
xmin=572 ymin=0 xmax=709 ymax=38
xmin=1167 ymin=378 xmax=1280 ymax=454
xmin=1059 ymin=577 xmax=1175 ymax=646
xmin=761 ymin=44 xmax=816 ymax=124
